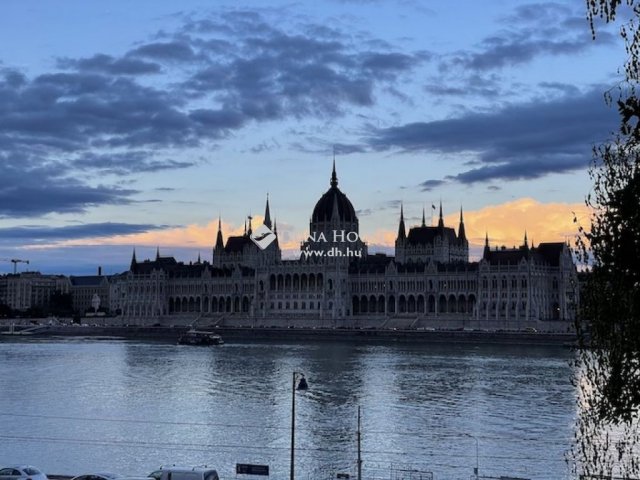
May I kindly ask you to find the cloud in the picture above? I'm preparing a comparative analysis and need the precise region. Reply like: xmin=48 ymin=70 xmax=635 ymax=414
xmin=127 ymin=41 xmax=197 ymax=62
xmin=442 ymin=197 xmax=590 ymax=251
xmin=74 ymin=152 xmax=197 ymax=176
xmin=0 ymin=223 xmax=172 ymax=243
xmin=360 ymin=197 xmax=589 ymax=258
xmin=179 ymin=14 xmax=424 ymax=118
xmin=419 ymin=179 xmax=446 ymax=191
xmin=369 ymin=87 xmax=618 ymax=183
xmin=443 ymin=2 xmax=615 ymax=72
xmin=0 ymin=11 xmax=423 ymax=218
xmin=58 ymin=54 xmax=161 ymax=75
xmin=0 ymin=154 xmax=137 ymax=218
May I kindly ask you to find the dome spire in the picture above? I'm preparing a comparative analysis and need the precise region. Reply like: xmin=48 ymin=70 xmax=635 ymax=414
xmin=330 ymin=153 xmax=338 ymax=188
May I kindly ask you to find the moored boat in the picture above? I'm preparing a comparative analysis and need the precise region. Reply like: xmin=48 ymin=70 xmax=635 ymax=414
xmin=177 ymin=330 xmax=224 ymax=346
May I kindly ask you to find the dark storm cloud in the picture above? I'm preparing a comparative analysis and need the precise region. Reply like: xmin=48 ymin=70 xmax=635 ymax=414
xmin=369 ymin=87 xmax=618 ymax=183
xmin=0 ymin=222 xmax=171 ymax=242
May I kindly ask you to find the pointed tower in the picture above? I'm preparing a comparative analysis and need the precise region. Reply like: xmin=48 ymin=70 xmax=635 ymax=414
xmin=523 ymin=230 xmax=529 ymax=251
xmin=130 ymin=248 xmax=137 ymax=272
xmin=421 ymin=206 xmax=426 ymax=227
xmin=458 ymin=206 xmax=466 ymax=241
xmin=243 ymin=219 xmax=247 ymax=236
xmin=483 ymin=231 xmax=490 ymax=259
xmin=263 ymin=194 xmax=272 ymax=229
xmin=155 ymin=246 xmax=160 ymax=261
xmin=398 ymin=203 xmax=406 ymax=241
xmin=331 ymin=156 xmax=338 ymax=188
xmin=215 ymin=217 xmax=224 ymax=250
xmin=197 ymin=252 xmax=201 ymax=264
xmin=248 ymin=215 xmax=253 ymax=236
xmin=437 ymin=201 xmax=444 ymax=229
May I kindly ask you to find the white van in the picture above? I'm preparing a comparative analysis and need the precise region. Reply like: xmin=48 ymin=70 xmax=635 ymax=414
xmin=148 ymin=467 xmax=219 ymax=480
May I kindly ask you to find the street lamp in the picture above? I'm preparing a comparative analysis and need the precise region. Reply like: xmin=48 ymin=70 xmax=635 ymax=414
xmin=462 ymin=433 xmax=479 ymax=479
xmin=291 ymin=371 xmax=308 ymax=480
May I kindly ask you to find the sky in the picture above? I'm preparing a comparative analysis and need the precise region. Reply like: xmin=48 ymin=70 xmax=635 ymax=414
xmin=0 ymin=0 xmax=624 ymax=275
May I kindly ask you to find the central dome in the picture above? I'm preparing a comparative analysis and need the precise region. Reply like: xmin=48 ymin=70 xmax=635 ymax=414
xmin=311 ymin=162 xmax=357 ymax=223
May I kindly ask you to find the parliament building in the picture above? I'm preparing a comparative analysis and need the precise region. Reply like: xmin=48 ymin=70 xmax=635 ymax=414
xmin=113 ymin=163 xmax=578 ymax=331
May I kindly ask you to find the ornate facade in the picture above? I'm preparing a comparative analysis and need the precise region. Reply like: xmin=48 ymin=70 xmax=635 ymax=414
xmin=115 ymin=163 xmax=578 ymax=330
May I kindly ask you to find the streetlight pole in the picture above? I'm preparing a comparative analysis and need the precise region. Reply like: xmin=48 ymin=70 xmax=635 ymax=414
xmin=463 ymin=433 xmax=479 ymax=479
xmin=357 ymin=406 xmax=362 ymax=480
xmin=290 ymin=372 xmax=306 ymax=480
xmin=290 ymin=372 xmax=296 ymax=480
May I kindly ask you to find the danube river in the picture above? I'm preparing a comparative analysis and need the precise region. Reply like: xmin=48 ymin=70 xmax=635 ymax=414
xmin=0 ymin=338 xmax=576 ymax=479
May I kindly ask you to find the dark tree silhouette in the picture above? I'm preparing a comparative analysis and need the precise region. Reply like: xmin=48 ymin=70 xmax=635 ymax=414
xmin=570 ymin=1 xmax=640 ymax=477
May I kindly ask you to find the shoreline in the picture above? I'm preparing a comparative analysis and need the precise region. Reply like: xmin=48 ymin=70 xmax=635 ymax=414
xmin=0 ymin=324 xmax=577 ymax=346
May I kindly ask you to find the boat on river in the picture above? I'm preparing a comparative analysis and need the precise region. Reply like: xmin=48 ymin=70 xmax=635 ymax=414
xmin=177 ymin=330 xmax=224 ymax=346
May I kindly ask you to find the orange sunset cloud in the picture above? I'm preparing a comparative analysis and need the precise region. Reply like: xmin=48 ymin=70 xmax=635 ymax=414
xmin=46 ymin=198 xmax=590 ymax=256
xmin=365 ymin=197 xmax=590 ymax=252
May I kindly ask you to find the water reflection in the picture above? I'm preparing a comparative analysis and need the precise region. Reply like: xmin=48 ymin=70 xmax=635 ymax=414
xmin=0 ymin=338 xmax=575 ymax=479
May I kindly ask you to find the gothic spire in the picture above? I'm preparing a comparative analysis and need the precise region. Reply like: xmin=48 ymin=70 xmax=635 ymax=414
xmin=130 ymin=248 xmax=137 ymax=272
xmin=273 ymin=218 xmax=279 ymax=247
xmin=215 ymin=216 xmax=224 ymax=249
xmin=263 ymin=193 xmax=272 ymax=229
xmin=248 ymin=215 xmax=253 ymax=236
xmin=483 ymin=231 xmax=490 ymax=259
xmin=458 ymin=206 xmax=466 ymax=241
xmin=421 ymin=206 xmax=426 ymax=227
xmin=398 ymin=203 xmax=406 ymax=240
xmin=523 ymin=230 xmax=529 ymax=250
xmin=156 ymin=246 xmax=160 ymax=261
xmin=437 ymin=200 xmax=444 ymax=229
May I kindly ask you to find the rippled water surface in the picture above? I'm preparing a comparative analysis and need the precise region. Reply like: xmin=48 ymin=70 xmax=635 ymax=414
xmin=0 ymin=338 xmax=576 ymax=479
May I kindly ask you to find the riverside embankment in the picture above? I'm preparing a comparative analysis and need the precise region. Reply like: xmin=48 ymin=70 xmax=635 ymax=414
xmin=0 ymin=323 xmax=576 ymax=345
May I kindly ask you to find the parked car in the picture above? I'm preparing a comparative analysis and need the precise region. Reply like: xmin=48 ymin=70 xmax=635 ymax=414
xmin=70 ymin=473 xmax=121 ymax=480
xmin=148 ymin=466 xmax=219 ymax=480
xmin=0 ymin=466 xmax=48 ymax=480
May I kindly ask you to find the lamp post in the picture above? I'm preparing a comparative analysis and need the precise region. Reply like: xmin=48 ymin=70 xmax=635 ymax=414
xmin=290 ymin=372 xmax=307 ymax=480
xmin=462 ymin=433 xmax=479 ymax=479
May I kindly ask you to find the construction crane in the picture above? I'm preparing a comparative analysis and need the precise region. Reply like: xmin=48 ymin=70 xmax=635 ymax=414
xmin=0 ymin=258 xmax=30 ymax=274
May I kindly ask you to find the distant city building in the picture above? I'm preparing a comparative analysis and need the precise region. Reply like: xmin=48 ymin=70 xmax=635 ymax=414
xmin=118 ymin=163 xmax=579 ymax=330
xmin=69 ymin=269 xmax=110 ymax=314
xmin=0 ymin=272 xmax=70 ymax=311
